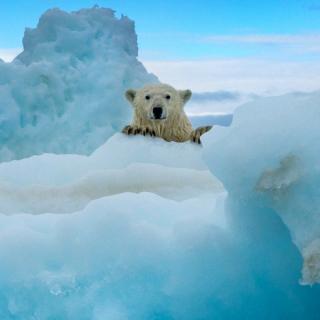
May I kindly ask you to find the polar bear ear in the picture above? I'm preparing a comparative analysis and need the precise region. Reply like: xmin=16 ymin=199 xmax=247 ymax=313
xmin=179 ymin=89 xmax=192 ymax=105
xmin=125 ymin=89 xmax=136 ymax=104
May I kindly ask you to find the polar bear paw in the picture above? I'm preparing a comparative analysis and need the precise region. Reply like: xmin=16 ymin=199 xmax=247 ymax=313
xmin=190 ymin=126 xmax=213 ymax=144
xmin=122 ymin=125 xmax=156 ymax=137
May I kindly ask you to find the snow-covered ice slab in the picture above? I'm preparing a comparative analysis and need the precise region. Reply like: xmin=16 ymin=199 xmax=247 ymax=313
xmin=0 ymin=134 xmax=209 ymax=187
xmin=0 ymin=164 xmax=222 ymax=214
xmin=0 ymin=134 xmax=223 ymax=214
xmin=0 ymin=134 xmax=231 ymax=319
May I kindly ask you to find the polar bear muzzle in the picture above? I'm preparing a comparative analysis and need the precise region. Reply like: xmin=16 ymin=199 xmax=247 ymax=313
xmin=152 ymin=106 xmax=164 ymax=120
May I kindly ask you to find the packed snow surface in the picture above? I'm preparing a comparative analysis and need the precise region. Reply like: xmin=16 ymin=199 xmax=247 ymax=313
xmin=0 ymin=7 xmax=157 ymax=162
xmin=0 ymin=134 xmax=222 ymax=214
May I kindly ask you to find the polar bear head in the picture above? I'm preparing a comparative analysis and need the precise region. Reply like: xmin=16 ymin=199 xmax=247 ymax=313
xmin=125 ymin=83 xmax=192 ymax=121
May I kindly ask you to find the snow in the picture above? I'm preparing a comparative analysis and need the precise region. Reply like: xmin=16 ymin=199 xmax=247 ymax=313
xmin=0 ymin=134 xmax=207 ymax=187
xmin=0 ymin=134 xmax=222 ymax=214
xmin=0 ymin=7 xmax=157 ymax=162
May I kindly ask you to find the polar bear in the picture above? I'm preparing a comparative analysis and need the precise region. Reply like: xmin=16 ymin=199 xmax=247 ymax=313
xmin=122 ymin=83 xmax=212 ymax=144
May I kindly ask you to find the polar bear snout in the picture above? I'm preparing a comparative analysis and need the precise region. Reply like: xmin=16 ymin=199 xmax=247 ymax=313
xmin=152 ymin=106 xmax=164 ymax=119
xmin=149 ymin=104 xmax=167 ymax=120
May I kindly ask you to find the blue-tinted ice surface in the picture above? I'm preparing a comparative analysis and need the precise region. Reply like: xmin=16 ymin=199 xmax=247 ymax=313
xmin=0 ymin=6 xmax=319 ymax=320
xmin=203 ymin=91 xmax=320 ymax=286
xmin=0 ymin=135 xmax=229 ymax=320
xmin=0 ymin=7 xmax=157 ymax=162
xmin=1 ymin=98 xmax=320 ymax=319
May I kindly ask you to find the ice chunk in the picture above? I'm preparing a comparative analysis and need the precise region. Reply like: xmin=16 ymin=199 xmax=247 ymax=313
xmin=0 ymin=134 xmax=208 ymax=187
xmin=0 ymin=7 xmax=157 ymax=162
xmin=1 ymin=182 xmax=319 ymax=319
xmin=0 ymin=192 xmax=230 ymax=319
xmin=0 ymin=164 xmax=222 ymax=214
xmin=0 ymin=128 xmax=319 ymax=318
xmin=203 ymin=90 xmax=320 ymax=285
xmin=0 ymin=134 xmax=222 ymax=214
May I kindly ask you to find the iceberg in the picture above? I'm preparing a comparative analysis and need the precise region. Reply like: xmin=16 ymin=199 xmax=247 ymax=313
xmin=203 ymin=91 xmax=320 ymax=286
xmin=0 ymin=123 xmax=320 ymax=319
xmin=0 ymin=7 xmax=157 ymax=162
xmin=0 ymin=134 xmax=229 ymax=319
xmin=0 ymin=5 xmax=319 ymax=320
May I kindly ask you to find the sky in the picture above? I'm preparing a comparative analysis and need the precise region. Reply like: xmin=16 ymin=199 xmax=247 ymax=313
xmin=1 ymin=0 xmax=320 ymax=113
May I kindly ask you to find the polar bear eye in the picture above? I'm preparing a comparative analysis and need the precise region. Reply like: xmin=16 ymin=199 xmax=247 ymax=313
xmin=165 ymin=95 xmax=171 ymax=100
xmin=145 ymin=95 xmax=150 ymax=100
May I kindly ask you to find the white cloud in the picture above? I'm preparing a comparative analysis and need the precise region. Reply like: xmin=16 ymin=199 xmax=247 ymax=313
xmin=191 ymin=91 xmax=241 ymax=102
xmin=188 ymin=91 xmax=245 ymax=114
xmin=2 ymin=47 xmax=320 ymax=114
xmin=203 ymin=34 xmax=320 ymax=46
xmin=143 ymin=58 xmax=320 ymax=114
xmin=201 ymin=34 xmax=320 ymax=55
xmin=143 ymin=58 xmax=320 ymax=94
xmin=0 ymin=48 xmax=22 ymax=62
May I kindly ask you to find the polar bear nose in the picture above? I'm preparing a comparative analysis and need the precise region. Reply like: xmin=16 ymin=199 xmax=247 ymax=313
xmin=153 ymin=106 xmax=163 ymax=119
